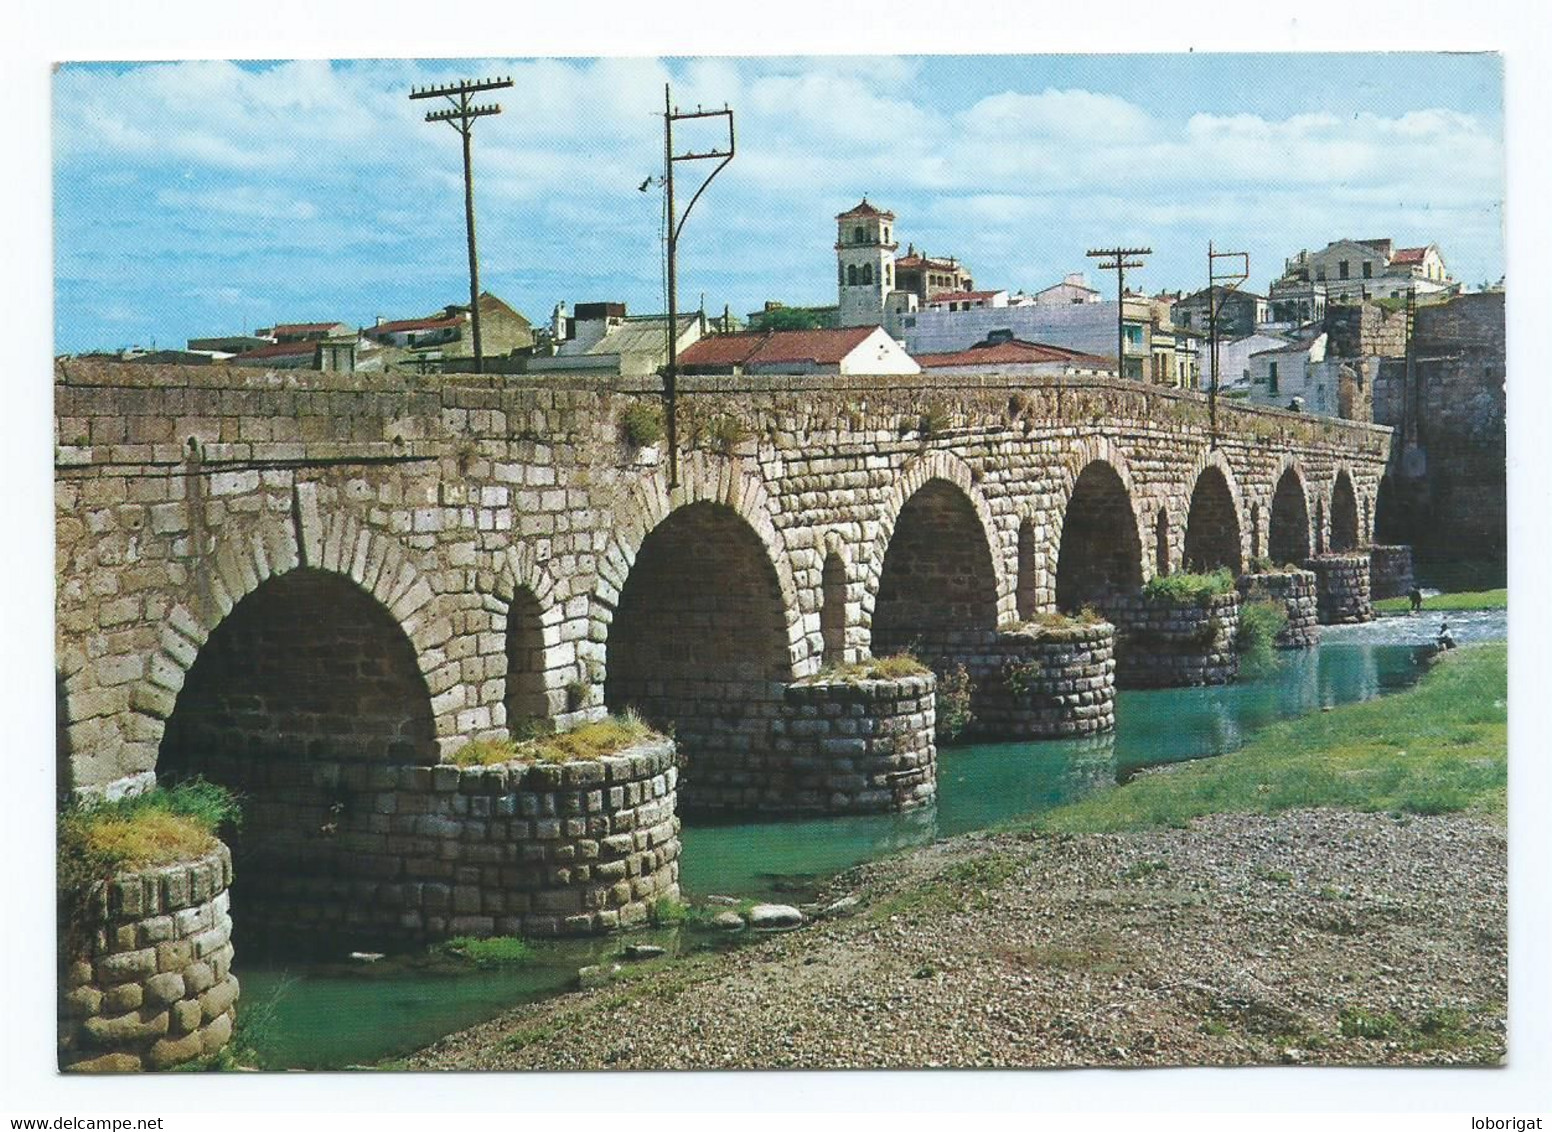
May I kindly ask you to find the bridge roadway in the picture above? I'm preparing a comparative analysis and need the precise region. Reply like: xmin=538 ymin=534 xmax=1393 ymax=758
xmin=55 ymin=359 xmax=1391 ymax=811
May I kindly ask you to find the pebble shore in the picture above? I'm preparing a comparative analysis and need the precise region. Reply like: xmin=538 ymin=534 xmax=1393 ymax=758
xmin=402 ymin=809 xmax=1506 ymax=1071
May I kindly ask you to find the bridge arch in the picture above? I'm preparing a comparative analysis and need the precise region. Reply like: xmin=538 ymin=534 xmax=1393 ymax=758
xmin=1268 ymin=461 xmax=1313 ymax=566
xmin=1330 ymin=467 xmax=1361 ymax=552
xmin=119 ymin=511 xmax=449 ymax=775
xmin=870 ymin=474 xmax=1001 ymax=658
xmin=1183 ymin=455 xmax=1244 ymax=574
xmin=819 ymin=530 xmax=851 ymax=665
xmin=488 ymin=544 xmax=568 ymax=734
xmin=1053 ymin=452 xmax=1144 ymax=612
xmin=1374 ymin=474 xmax=1405 ymax=544
xmin=862 ymin=450 xmax=1008 ymax=637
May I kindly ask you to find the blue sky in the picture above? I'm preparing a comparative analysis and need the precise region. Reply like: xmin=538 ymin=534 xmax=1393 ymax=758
xmin=53 ymin=53 xmax=1504 ymax=354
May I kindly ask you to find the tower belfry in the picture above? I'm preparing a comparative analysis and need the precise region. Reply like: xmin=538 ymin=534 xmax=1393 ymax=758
xmin=836 ymin=198 xmax=897 ymax=328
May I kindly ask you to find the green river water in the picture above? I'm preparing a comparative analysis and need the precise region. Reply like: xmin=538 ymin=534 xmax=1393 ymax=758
xmin=235 ymin=614 xmax=1505 ymax=1069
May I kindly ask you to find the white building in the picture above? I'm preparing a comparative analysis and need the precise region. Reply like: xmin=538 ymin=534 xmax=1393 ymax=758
xmin=677 ymin=325 xmax=920 ymax=376
xmin=1201 ymin=331 xmax=1294 ymax=391
xmin=1246 ymin=333 xmax=1334 ymax=412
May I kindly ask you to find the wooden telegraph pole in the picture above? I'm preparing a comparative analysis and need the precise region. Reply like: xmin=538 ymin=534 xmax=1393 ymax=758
xmin=661 ymin=84 xmax=735 ymax=489
xmin=410 ymin=75 xmax=513 ymax=374
xmin=1206 ymin=242 xmax=1250 ymax=445
xmin=1087 ymin=246 xmax=1151 ymax=381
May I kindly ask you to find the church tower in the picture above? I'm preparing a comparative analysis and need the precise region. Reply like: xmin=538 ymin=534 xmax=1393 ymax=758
xmin=836 ymin=199 xmax=898 ymax=327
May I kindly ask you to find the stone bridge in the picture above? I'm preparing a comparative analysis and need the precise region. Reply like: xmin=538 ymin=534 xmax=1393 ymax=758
xmin=56 ymin=360 xmax=1390 ymax=821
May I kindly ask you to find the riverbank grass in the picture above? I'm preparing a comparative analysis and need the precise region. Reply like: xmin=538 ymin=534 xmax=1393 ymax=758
xmin=1373 ymin=588 xmax=1507 ymax=614
xmin=1034 ymin=642 xmax=1506 ymax=833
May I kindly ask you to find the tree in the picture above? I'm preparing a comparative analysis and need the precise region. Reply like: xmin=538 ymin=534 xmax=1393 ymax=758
xmin=755 ymin=306 xmax=827 ymax=332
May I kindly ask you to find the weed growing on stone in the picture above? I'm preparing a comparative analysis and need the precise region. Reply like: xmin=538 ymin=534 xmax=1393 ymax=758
xmin=1142 ymin=568 xmax=1235 ymax=606
xmin=449 ymin=713 xmax=660 ymax=767
xmin=1236 ymin=596 xmax=1290 ymax=679
xmin=619 ymin=401 xmax=664 ymax=448
xmin=934 ymin=662 xmax=975 ymax=742
xmin=804 ymin=652 xmax=930 ymax=683
xmin=439 ymin=936 xmax=535 ymax=966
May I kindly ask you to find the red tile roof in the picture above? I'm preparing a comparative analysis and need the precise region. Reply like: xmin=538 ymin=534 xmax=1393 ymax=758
xmin=233 ymin=341 xmax=319 ymax=360
xmin=835 ymin=198 xmax=894 ymax=221
xmin=679 ymin=326 xmax=879 ymax=369
xmin=927 ymin=290 xmax=1002 ymax=305
xmin=1390 ymin=246 xmax=1431 ymax=265
xmin=369 ymin=314 xmax=464 ymax=336
xmin=914 ymin=338 xmax=1114 ymax=370
xmin=269 ymin=322 xmax=344 ymax=335
xmin=895 ymin=253 xmax=961 ymax=271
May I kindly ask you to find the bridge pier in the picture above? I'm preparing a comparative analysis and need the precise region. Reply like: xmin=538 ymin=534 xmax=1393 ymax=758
xmin=949 ymin=624 xmax=1117 ymax=740
xmin=1237 ymin=569 xmax=1321 ymax=649
xmin=1104 ymin=591 xmax=1241 ymax=689
xmin=1368 ymin=544 xmax=1416 ymax=601
xmin=1305 ymin=554 xmax=1376 ymax=624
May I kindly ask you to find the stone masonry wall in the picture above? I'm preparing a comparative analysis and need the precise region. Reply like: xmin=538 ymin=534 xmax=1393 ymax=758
xmin=1104 ymin=592 xmax=1241 ymax=688
xmin=190 ymin=741 xmax=679 ymax=944
xmin=1305 ymin=554 xmax=1374 ymax=624
xmin=60 ymin=845 xmax=238 ymax=1073
xmin=774 ymin=675 xmax=937 ymax=813
xmin=1237 ymin=570 xmax=1320 ymax=649
xmin=1369 ymin=545 xmax=1415 ymax=601
xmin=947 ymin=625 xmax=1116 ymax=739
xmin=54 ymin=362 xmax=1391 ymax=800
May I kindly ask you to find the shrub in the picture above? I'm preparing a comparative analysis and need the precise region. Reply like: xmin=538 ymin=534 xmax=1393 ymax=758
xmin=701 ymin=413 xmax=750 ymax=456
xmin=935 ymin=663 xmax=974 ymax=742
xmin=620 ymin=401 xmax=665 ymax=448
xmin=917 ymin=403 xmax=953 ymax=437
xmin=804 ymin=652 xmax=930 ymax=683
xmin=439 ymin=936 xmax=534 ymax=966
xmin=1142 ymin=568 xmax=1234 ymax=607
xmin=1237 ymin=596 xmax=1290 ymax=679
xmin=58 ymin=779 xmax=242 ymax=945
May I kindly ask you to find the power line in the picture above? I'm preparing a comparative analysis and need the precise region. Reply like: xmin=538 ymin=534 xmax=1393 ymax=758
xmin=1087 ymin=246 xmax=1150 ymax=381
xmin=410 ymin=75 xmax=514 ymax=375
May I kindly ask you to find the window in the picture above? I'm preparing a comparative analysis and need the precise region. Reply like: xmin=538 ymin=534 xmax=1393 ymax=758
xmin=884 ymin=226 xmax=890 ymax=242
xmin=885 ymin=264 xmax=892 ymax=286
xmin=846 ymin=264 xmax=857 ymax=286
xmin=862 ymin=264 xmax=873 ymax=285
xmin=1339 ymin=260 xmax=1349 ymax=280
xmin=1316 ymin=266 xmax=1327 ymax=282
xmin=1362 ymin=261 xmax=1372 ymax=278
xmin=1268 ymin=361 xmax=1279 ymax=394
xmin=904 ymin=316 xmax=916 ymax=328
xmin=853 ymin=226 xmax=864 ymax=244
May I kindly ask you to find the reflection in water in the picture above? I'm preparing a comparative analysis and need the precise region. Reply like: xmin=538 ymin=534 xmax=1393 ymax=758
xmin=680 ymin=637 xmax=1433 ymax=897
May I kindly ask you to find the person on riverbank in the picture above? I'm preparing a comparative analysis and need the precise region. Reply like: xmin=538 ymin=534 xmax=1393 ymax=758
xmin=1409 ymin=585 xmax=1423 ymax=613
xmin=1437 ymin=620 xmax=1457 ymax=651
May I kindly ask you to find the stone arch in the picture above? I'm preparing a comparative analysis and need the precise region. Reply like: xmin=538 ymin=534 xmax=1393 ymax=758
xmin=1374 ymin=474 xmax=1406 ymax=544
xmin=1250 ymin=502 xmax=1262 ymax=561
xmin=1183 ymin=465 xmax=1243 ymax=573
xmin=862 ymin=449 xmax=1009 ymax=630
xmin=489 ymin=544 xmax=567 ymax=732
xmin=819 ymin=539 xmax=849 ymax=665
xmin=125 ymin=509 xmax=448 ymax=772
xmin=871 ymin=476 xmax=1001 ymax=659
xmin=1053 ymin=455 xmax=1144 ymax=612
xmin=1315 ymin=498 xmax=1327 ymax=556
xmin=1330 ymin=468 xmax=1360 ymax=552
xmin=596 ymin=450 xmax=808 ymax=677
xmin=1155 ymin=507 xmax=1171 ymax=576
xmin=603 ymin=499 xmax=795 ymax=812
xmin=1016 ymin=516 xmax=1039 ymax=621
xmin=1269 ymin=462 xmax=1313 ymax=565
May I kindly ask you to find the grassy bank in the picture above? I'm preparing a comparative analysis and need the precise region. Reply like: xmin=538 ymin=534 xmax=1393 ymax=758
xmin=1034 ymin=642 xmax=1506 ymax=834
xmin=1374 ymin=588 xmax=1507 ymax=614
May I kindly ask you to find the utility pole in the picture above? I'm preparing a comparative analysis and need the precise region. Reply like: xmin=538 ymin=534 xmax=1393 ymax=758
xmin=661 ymin=84 xmax=735 ymax=488
xmin=1087 ymin=246 xmax=1151 ymax=381
xmin=410 ymin=75 xmax=513 ymax=375
xmin=1206 ymin=241 xmax=1250 ymax=444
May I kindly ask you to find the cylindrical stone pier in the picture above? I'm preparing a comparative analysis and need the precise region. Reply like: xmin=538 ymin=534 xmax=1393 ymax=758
xmin=953 ymin=624 xmax=1117 ymax=739
xmin=1369 ymin=544 xmax=1416 ymax=601
xmin=777 ymin=674 xmax=938 ymax=813
xmin=1237 ymin=570 xmax=1320 ymax=649
xmin=1105 ymin=591 xmax=1241 ymax=688
xmin=59 ymin=845 xmax=239 ymax=1073
xmin=1305 ymin=554 xmax=1375 ymax=624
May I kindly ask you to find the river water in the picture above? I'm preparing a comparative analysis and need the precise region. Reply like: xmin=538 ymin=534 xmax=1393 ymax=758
xmin=236 ymin=610 xmax=1506 ymax=1069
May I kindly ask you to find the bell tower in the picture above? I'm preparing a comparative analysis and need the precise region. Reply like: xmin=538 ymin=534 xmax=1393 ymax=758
xmin=836 ymin=199 xmax=897 ymax=328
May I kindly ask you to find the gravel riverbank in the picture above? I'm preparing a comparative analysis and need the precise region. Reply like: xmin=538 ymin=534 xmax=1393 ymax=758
xmin=401 ymin=809 xmax=1506 ymax=1070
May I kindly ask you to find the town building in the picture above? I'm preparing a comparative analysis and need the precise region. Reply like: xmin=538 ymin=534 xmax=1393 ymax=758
xmin=913 ymin=332 xmax=1115 ymax=378
xmin=257 ymin=321 xmax=353 ymax=344
xmin=1171 ymin=286 xmax=1271 ymax=339
xmin=1031 ymin=272 xmax=1102 ymax=306
xmin=1199 ymin=331 xmax=1294 ymax=392
xmin=529 ymin=304 xmax=708 ymax=377
xmin=1269 ymin=238 xmax=1456 ymax=319
xmin=832 ymin=199 xmax=975 ymax=335
xmin=677 ymin=325 xmax=919 ymax=376
xmin=363 ymin=292 xmax=534 ymax=366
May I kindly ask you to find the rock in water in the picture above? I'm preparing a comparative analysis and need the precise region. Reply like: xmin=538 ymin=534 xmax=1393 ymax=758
xmin=747 ymin=903 xmax=805 ymax=930
xmin=623 ymin=944 xmax=667 ymax=961
xmin=711 ymin=911 xmax=746 ymax=931
xmin=577 ymin=963 xmax=621 ymax=989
